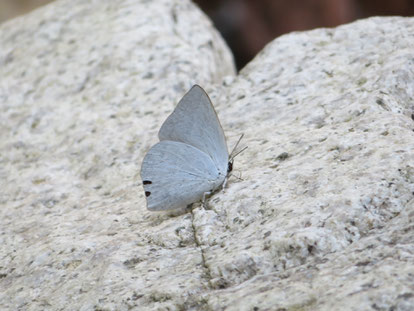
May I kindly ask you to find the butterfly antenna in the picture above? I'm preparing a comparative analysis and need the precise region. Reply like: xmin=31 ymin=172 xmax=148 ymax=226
xmin=231 ymin=146 xmax=247 ymax=160
xmin=230 ymin=134 xmax=247 ymax=160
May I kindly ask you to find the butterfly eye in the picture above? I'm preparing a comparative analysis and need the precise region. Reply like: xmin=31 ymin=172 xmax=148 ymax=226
xmin=227 ymin=161 xmax=233 ymax=173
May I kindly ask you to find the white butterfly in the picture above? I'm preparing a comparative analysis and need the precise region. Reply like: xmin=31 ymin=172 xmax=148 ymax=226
xmin=140 ymin=85 xmax=233 ymax=211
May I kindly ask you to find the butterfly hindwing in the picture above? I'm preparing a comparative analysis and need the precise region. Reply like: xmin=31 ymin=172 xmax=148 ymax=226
xmin=141 ymin=141 xmax=226 ymax=211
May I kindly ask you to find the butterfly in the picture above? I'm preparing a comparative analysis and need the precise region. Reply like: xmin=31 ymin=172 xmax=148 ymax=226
xmin=140 ymin=85 xmax=238 ymax=211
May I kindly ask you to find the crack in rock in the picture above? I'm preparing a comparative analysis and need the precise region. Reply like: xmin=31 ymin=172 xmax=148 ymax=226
xmin=190 ymin=208 xmax=214 ymax=290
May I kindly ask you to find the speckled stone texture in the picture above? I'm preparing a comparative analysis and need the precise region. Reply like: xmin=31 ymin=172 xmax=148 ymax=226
xmin=0 ymin=1 xmax=413 ymax=310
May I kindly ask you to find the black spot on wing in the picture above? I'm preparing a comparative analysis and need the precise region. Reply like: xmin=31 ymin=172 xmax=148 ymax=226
xmin=143 ymin=180 xmax=152 ymax=185
xmin=145 ymin=191 xmax=151 ymax=197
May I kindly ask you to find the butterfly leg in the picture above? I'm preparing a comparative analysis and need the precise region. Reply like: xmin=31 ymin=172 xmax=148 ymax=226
xmin=222 ymin=176 xmax=229 ymax=189
xmin=202 ymin=191 xmax=211 ymax=209
xmin=223 ymin=172 xmax=242 ymax=190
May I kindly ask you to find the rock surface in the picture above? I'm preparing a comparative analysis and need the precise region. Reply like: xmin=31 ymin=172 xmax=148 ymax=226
xmin=1 ymin=0 xmax=414 ymax=310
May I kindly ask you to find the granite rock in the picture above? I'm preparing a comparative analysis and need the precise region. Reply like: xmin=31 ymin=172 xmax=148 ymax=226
xmin=0 ymin=0 xmax=234 ymax=310
xmin=1 ymin=0 xmax=414 ymax=310
xmin=205 ymin=16 xmax=414 ymax=310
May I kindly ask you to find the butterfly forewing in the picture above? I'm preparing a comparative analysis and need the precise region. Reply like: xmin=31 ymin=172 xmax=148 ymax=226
xmin=158 ymin=85 xmax=228 ymax=175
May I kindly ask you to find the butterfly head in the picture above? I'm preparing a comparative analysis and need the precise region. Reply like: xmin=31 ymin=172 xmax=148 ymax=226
xmin=227 ymin=134 xmax=247 ymax=175
xmin=227 ymin=160 xmax=233 ymax=174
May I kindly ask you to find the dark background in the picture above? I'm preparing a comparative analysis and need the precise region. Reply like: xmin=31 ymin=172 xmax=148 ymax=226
xmin=2 ymin=0 xmax=414 ymax=70
xmin=194 ymin=0 xmax=414 ymax=69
